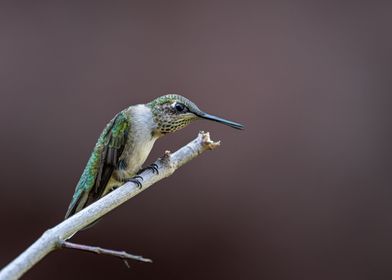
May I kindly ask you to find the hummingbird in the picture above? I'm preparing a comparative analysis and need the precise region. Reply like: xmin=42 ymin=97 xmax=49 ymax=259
xmin=65 ymin=94 xmax=243 ymax=220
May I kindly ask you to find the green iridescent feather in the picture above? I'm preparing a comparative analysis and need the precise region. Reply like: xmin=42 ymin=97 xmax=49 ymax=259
xmin=65 ymin=111 xmax=130 ymax=218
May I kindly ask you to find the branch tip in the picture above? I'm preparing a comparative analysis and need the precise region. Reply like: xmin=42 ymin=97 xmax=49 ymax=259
xmin=123 ymin=259 xmax=130 ymax=268
xmin=199 ymin=131 xmax=220 ymax=150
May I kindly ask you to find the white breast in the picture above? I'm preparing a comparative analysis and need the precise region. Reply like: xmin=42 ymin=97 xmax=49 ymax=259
xmin=116 ymin=104 xmax=159 ymax=179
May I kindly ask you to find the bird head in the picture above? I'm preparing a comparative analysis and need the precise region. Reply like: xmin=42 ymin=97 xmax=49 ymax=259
xmin=147 ymin=94 xmax=244 ymax=134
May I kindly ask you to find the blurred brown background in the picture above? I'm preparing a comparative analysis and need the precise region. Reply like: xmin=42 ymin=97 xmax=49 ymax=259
xmin=0 ymin=1 xmax=391 ymax=279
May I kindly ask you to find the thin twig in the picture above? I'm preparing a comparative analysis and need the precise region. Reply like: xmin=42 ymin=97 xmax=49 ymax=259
xmin=60 ymin=241 xmax=152 ymax=265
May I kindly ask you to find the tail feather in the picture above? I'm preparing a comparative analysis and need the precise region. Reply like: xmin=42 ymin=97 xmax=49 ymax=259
xmin=64 ymin=189 xmax=88 ymax=219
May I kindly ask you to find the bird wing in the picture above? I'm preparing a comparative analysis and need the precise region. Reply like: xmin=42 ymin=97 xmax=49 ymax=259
xmin=65 ymin=111 xmax=130 ymax=219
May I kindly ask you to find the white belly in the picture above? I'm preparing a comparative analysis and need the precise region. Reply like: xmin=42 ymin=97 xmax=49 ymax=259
xmin=122 ymin=136 xmax=157 ymax=176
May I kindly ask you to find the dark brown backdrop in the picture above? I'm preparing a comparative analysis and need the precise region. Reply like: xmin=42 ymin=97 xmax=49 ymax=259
xmin=0 ymin=1 xmax=391 ymax=279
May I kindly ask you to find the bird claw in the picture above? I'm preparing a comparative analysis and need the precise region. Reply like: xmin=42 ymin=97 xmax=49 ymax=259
xmin=126 ymin=176 xmax=143 ymax=189
xmin=137 ymin=163 xmax=159 ymax=175
xmin=149 ymin=163 xmax=159 ymax=174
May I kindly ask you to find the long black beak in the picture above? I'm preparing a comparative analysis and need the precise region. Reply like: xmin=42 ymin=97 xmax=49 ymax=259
xmin=196 ymin=112 xmax=244 ymax=130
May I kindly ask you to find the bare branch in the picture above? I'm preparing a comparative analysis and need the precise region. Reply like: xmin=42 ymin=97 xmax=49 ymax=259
xmin=0 ymin=132 xmax=220 ymax=280
xmin=60 ymin=241 xmax=152 ymax=265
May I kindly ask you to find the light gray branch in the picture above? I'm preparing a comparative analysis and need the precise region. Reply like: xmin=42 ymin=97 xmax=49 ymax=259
xmin=0 ymin=132 xmax=220 ymax=280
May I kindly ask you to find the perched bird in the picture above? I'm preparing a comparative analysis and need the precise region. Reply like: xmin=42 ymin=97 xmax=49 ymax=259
xmin=65 ymin=94 xmax=243 ymax=219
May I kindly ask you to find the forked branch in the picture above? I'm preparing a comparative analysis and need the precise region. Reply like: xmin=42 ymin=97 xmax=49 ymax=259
xmin=0 ymin=132 xmax=220 ymax=280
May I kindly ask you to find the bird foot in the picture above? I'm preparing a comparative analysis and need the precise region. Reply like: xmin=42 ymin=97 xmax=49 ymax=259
xmin=125 ymin=175 xmax=143 ymax=189
xmin=137 ymin=163 xmax=159 ymax=175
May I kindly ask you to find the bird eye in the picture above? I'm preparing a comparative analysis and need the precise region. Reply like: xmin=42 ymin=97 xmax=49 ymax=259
xmin=174 ymin=102 xmax=186 ymax=112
